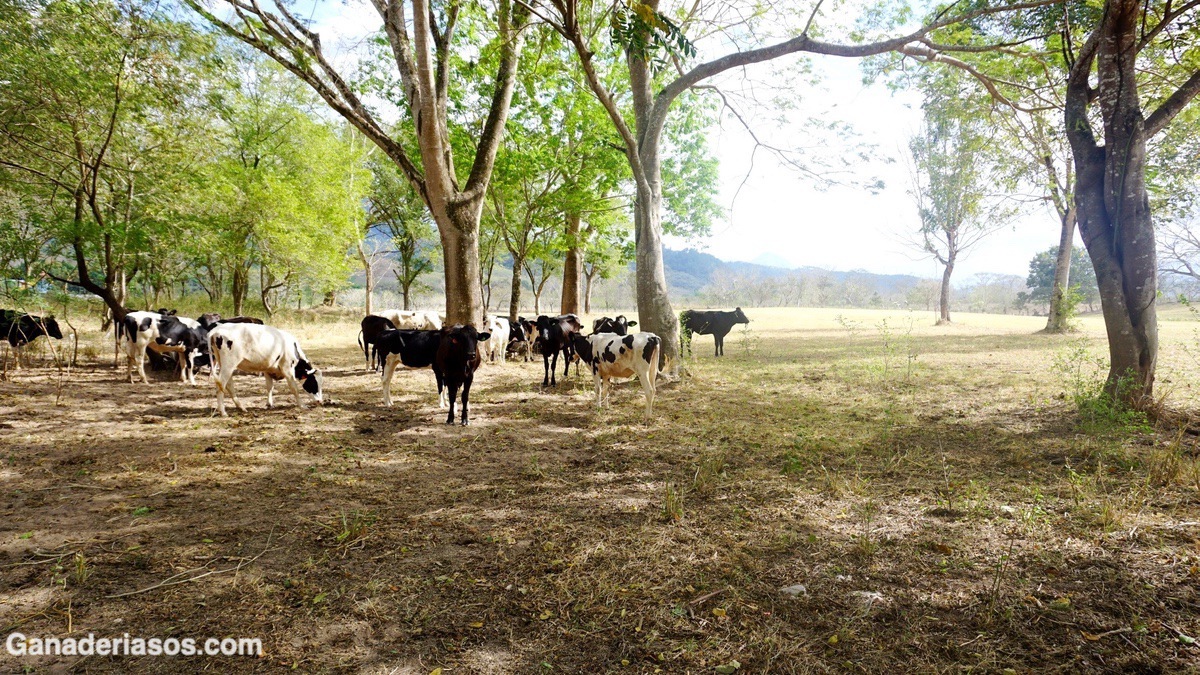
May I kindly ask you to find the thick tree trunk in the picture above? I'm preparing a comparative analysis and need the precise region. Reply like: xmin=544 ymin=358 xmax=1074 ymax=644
xmin=1065 ymin=0 xmax=1159 ymax=402
xmin=508 ymin=256 xmax=524 ymax=323
xmin=439 ymin=216 xmax=484 ymax=326
xmin=231 ymin=265 xmax=249 ymax=316
xmin=560 ymin=212 xmax=583 ymax=315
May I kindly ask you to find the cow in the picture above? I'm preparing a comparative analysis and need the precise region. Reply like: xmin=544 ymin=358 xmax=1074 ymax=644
xmin=376 ymin=329 xmax=446 ymax=408
xmin=434 ymin=324 xmax=489 ymax=425
xmin=680 ymin=307 xmax=750 ymax=357
xmin=1 ymin=310 xmax=64 ymax=368
xmin=506 ymin=318 xmax=532 ymax=361
xmin=481 ymin=315 xmax=509 ymax=364
xmin=207 ymin=323 xmax=323 ymax=416
xmin=120 ymin=310 xmax=186 ymax=384
xmin=571 ymin=332 xmax=662 ymax=415
xmin=592 ymin=315 xmax=638 ymax=335
xmin=533 ymin=314 xmax=583 ymax=387
xmin=358 ymin=315 xmax=397 ymax=372
xmin=377 ymin=309 xmax=441 ymax=331
xmin=153 ymin=316 xmax=210 ymax=385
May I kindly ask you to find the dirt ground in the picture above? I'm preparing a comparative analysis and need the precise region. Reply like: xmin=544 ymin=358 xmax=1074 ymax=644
xmin=2 ymin=308 xmax=1200 ymax=673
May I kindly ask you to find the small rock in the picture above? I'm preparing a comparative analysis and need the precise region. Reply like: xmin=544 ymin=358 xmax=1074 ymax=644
xmin=779 ymin=584 xmax=808 ymax=598
xmin=999 ymin=505 xmax=1016 ymax=517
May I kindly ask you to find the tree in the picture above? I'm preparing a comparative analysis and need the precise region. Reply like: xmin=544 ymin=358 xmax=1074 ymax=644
xmin=1027 ymin=246 xmax=1099 ymax=312
xmin=187 ymin=0 xmax=528 ymax=327
xmin=367 ymin=157 xmax=437 ymax=311
xmin=528 ymin=0 xmax=1058 ymax=370
xmin=908 ymin=74 xmax=1014 ymax=324
xmin=583 ymin=233 xmax=633 ymax=314
xmin=0 ymin=0 xmax=208 ymax=325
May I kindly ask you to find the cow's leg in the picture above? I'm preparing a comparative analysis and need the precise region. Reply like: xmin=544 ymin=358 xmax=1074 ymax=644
xmin=135 ymin=347 xmax=149 ymax=384
xmin=264 ymin=375 xmax=276 ymax=408
xmin=562 ymin=346 xmax=572 ymax=379
xmin=445 ymin=380 xmax=459 ymax=424
xmin=593 ymin=371 xmax=604 ymax=408
xmin=214 ymin=374 xmax=229 ymax=417
xmin=381 ymin=354 xmax=397 ymax=407
xmin=285 ymin=374 xmax=305 ymax=410
xmin=542 ymin=351 xmax=551 ymax=387
xmin=640 ymin=368 xmax=656 ymax=416
xmin=460 ymin=376 xmax=472 ymax=425
xmin=715 ymin=334 xmax=722 ymax=357
xmin=550 ymin=350 xmax=559 ymax=386
xmin=435 ymin=370 xmax=446 ymax=408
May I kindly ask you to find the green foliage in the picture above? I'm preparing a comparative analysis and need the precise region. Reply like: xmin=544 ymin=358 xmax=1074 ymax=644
xmin=610 ymin=1 xmax=696 ymax=72
xmin=1026 ymin=246 xmax=1099 ymax=309
xmin=1051 ymin=339 xmax=1149 ymax=434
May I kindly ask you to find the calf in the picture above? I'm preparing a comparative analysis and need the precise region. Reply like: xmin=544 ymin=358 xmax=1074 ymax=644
xmin=358 ymin=315 xmax=397 ymax=372
xmin=506 ymin=318 xmax=531 ymax=361
xmin=481 ymin=315 xmax=509 ymax=364
xmin=534 ymin=314 xmax=583 ymax=386
xmin=680 ymin=307 xmax=750 ymax=357
xmin=572 ymin=332 xmax=662 ymax=415
xmin=208 ymin=323 xmax=323 ymax=416
xmin=1 ymin=310 xmax=64 ymax=368
xmin=375 ymin=329 xmax=445 ymax=408
xmin=434 ymin=324 xmax=490 ymax=425
xmin=592 ymin=315 xmax=638 ymax=335
xmin=154 ymin=316 xmax=209 ymax=385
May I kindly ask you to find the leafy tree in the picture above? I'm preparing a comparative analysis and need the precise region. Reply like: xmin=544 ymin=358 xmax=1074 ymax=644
xmin=367 ymin=157 xmax=437 ymax=311
xmin=1027 ymin=246 xmax=1098 ymax=312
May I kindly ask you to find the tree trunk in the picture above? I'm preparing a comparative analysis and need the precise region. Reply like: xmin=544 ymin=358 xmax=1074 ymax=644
xmin=231 ymin=265 xmax=248 ymax=316
xmin=560 ymin=212 xmax=583 ymax=315
xmin=937 ymin=254 xmax=955 ymax=325
xmin=439 ymin=215 xmax=484 ymax=326
xmin=323 ymin=290 xmax=336 ymax=307
xmin=358 ymin=241 xmax=374 ymax=316
xmin=1044 ymin=208 xmax=1078 ymax=332
xmin=584 ymin=268 xmax=597 ymax=314
xmin=508 ymin=255 xmax=525 ymax=322
xmin=1065 ymin=0 xmax=1159 ymax=402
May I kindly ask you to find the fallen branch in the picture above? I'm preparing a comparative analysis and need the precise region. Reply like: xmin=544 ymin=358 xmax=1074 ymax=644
xmin=104 ymin=527 xmax=274 ymax=599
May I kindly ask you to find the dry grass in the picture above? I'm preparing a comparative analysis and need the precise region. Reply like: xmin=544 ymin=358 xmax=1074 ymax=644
xmin=1 ymin=306 xmax=1200 ymax=672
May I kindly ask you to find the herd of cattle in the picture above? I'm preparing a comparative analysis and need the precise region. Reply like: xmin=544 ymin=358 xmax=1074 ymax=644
xmin=1 ymin=305 xmax=752 ymax=425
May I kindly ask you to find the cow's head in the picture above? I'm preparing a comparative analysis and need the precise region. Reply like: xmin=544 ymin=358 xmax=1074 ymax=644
xmin=734 ymin=307 xmax=750 ymax=324
xmin=292 ymin=344 xmax=323 ymax=403
xmin=156 ymin=308 xmax=177 ymax=317
xmin=41 ymin=316 xmax=63 ymax=340
xmin=533 ymin=315 xmax=556 ymax=345
xmin=443 ymin=324 xmax=490 ymax=363
xmin=198 ymin=313 xmax=222 ymax=329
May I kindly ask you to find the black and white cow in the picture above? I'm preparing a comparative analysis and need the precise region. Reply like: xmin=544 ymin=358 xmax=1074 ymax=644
xmin=680 ymin=307 xmax=750 ymax=357
xmin=207 ymin=323 xmax=323 ymax=416
xmin=154 ymin=316 xmax=210 ymax=385
xmin=506 ymin=318 xmax=532 ymax=361
xmin=377 ymin=309 xmax=441 ymax=331
xmin=376 ymin=329 xmax=445 ymax=408
xmin=592 ymin=315 xmax=637 ymax=335
xmin=571 ymin=332 xmax=662 ymax=415
xmin=434 ymin=324 xmax=489 ymax=426
xmin=120 ymin=310 xmax=202 ymax=384
xmin=533 ymin=314 xmax=583 ymax=386
xmin=358 ymin=315 xmax=397 ymax=372
xmin=1 ymin=310 xmax=64 ymax=368
xmin=481 ymin=315 xmax=509 ymax=364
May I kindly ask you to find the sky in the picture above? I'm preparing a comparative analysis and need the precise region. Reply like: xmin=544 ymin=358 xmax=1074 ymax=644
xmin=295 ymin=0 xmax=1076 ymax=283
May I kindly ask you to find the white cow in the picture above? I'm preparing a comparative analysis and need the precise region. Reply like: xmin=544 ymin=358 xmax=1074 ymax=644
xmin=207 ymin=323 xmax=323 ymax=416
xmin=377 ymin=309 xmax=442 ymax=331
xmin=481 ymin=315 xmax=509 ymax=363
xmin=572 ymin=332 xmax=663 ymax=416
xmin=120 ymin=311 xmax=199 ymax=384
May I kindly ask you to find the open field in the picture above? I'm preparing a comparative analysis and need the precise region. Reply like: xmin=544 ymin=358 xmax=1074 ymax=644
xmin=2 ymin=307 xmax=1200 ymax=673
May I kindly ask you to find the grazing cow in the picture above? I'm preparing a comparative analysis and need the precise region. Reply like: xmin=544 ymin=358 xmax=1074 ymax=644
xmin=571 ymin=332 xmax=662 ymax=415
xmin=592 ymin=315 xmax=638 ymax=335
xmin=120 ymin=310 xmax=176 ymax=384
xmin=207 ymin=323 xmax=323 ymax=416
xmin=358 ymin=315 xmax=397 ymax=372
xmin=434 ymin=324 xmax=490 ymax=425
xmin=1 ymin=310 xmax=64 ymax=368
xmin=533 ymin=314 xmax=583 ymax=386
xmin=481 ymin=315 xmax=509 ymax=364
xmin=680 ymin=307 xmax=750 ymax=357
xmin=376 ymin=329 xmax=446 ymax=408
xmin=377 ymin=309 xmax=441 ymax=331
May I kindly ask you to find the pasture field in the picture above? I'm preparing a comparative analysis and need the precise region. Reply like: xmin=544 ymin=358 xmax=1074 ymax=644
xmin=2 ymin=307 xmax=1200 ymax=673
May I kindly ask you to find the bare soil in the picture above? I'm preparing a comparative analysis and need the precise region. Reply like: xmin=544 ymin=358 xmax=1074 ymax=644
xmin=2 ymin=309 xmax=1199 ymax=673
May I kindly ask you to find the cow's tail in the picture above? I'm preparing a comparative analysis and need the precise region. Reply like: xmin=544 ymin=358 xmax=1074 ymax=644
xmin=357 ymin=329 xmax=366 ymax=360
xmin=678 ymin=310 xmax=693 ymax=358
xmin=652 ymin=337 xmax=667 ymax=382
xmin=208 ymin=333 xmax=222 ymax=380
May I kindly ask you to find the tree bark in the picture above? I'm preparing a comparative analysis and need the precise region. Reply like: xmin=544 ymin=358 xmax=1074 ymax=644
xmin=584 ymin=266 xmax=597 ymax=314
xmin=1065 ymin=0 xmax=1162 ymax=402
xmin=508 ymin=255 xmax=525 ymax=323
xmin=938 ymin=257 xmax=954 ymax=324
xmin=231 ymin=264 xmax=249 ymax=316
xmin=560 ymin=212 xmax=583 ymax=315
xmin=1044 ymin=208 xmax=1078 ymax=332
xmin=357 ymin=240 xmax=374 ymax=316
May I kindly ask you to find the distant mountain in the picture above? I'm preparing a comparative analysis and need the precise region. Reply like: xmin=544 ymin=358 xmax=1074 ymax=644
xmin=661 ymin=247 xmax=929 ymax=297
xmin=750 ymin=252 xmax=795 ymax=269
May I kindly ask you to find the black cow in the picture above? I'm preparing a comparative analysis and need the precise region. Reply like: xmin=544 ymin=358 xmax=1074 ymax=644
xmin=358 ymin=315 xmax=397 ymax=372
xmin=435 ymin=324 xmax=490 ymax=426
xmin=376 ymin=329 xmax=445 ymax=408
xmin=1 ymin=310 xmax=64 ymax=368
xmin=220 ymin=316 xmax=264 ymax=325
xmin=154 ymin=316 xmax=210 ymax=385
xmin=592 ymin=315 xmax=638 ymax=335
xmin=680 ymin=307 xmax=750 ymax=357
xmin=534 ymin=314 xmax=582 ymax=386
xmin=198 ymin=313 xmax=222 ymax=330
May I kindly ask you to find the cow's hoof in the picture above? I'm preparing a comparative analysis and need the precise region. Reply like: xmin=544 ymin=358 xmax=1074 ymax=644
xmin=461 ymin=419 xmax=470 ymax=426
xmin=445 ymin=418 xmax=455 ymax=425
